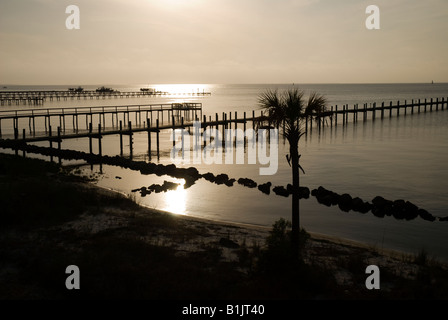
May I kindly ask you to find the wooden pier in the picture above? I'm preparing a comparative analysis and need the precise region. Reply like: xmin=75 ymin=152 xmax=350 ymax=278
xmin=1 ymin=107 xmax=263 ymax=160
xmin=0 ymin=89 xmax=212 ymax=105
xmin=0 ymin=97 xmax=446 ymax=161
xmin=306 ymin=97 xmax=447 ymax=132
xmin=0 ymin=103 xmax=203 ymax=136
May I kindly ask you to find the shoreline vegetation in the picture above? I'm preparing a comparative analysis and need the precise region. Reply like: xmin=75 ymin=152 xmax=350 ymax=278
xmin=1 ymin=154 xmax=448 ymax=299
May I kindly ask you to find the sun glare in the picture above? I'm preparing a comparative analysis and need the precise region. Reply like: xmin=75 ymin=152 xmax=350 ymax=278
xmin=164 ymin=179 xmax=187 ymax=215
xmin=153 ymin=84 xmax=210 ymax=95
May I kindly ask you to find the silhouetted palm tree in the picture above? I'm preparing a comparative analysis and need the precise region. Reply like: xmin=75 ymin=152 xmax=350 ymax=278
xmin=258 ymin=88 xmax=327 ymax=256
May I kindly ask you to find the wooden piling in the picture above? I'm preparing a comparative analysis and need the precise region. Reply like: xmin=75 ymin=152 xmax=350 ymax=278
xmin=98 ymin=124 xmax=102 ymax=157
xmin=89 ymin=123 xmax=93 ymax=155
xmin=128 ymin=121 xmax=133 ymax=158
xmin=22 ymin=129 xmax=26 ymax=157
xmin=119 ymin=121 xmax=123 ymax=156
xmin=57 ymin=127 xmax=61 ymax=151
xmin=156 ymin=119 xmax=160 ymax=159
xmin=147 ymin=118 xmax=151 ymax=159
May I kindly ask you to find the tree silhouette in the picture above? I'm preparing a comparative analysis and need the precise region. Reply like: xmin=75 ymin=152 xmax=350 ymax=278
xmin=258 ymin=88 xmax=327 ymax=256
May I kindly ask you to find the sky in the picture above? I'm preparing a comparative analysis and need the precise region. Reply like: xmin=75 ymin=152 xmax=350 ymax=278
xmin=0 ymin=0 xmax=447 ymax=85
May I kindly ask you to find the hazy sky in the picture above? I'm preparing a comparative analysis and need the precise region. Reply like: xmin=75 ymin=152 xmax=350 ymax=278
xmin=1 ymin=0 xmax=447 ymax=85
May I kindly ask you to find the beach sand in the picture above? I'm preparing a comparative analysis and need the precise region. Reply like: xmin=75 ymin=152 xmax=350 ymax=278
xmin=1 ymin=154 xmax=447 ymax=300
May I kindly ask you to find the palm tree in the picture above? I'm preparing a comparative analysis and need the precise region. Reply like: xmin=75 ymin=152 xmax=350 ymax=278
xmin=258 ymin=88 xmax=327 ymax=256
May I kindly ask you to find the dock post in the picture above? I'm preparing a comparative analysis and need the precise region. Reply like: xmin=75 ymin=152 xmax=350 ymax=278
xmin=181 ymin=117 xmax=185 ymax=156
xmin=172 ymin=115 xmax=176 ymax=148
xmin=57 ymin=127 xmax=61 ymax=152
xmin=411 ymin=100 xmax=414 ymax=114
xmin=335 ymin=105 xmax=338 ymax=126
xmin=14 ymin=127 xmax=18 ymax=156
xmin=418 ymin=99 xmax=421 ymax=113
xmin=223 ymin=113 xmax=226 ymax=143
xmin=372 ymin=103 xmax=376 ymax=121
xmin=147 ymin=118 xmax=151 ymax=160
xmin=425 ymin=99 xmax=427 ymax=112
xmin=381 ymin=102 xmax=384 ymax=119
xmin=404 ymin=100 xmax=407 ymax=115
xmin=128 ymin=121 xmax=133 ymax=159
xmin=49 ymin=125 xmax=53 ymax=150
xmin=119 ymin=121 xmax=123 ymax=156
xmin=397 ymin=101 xmax=400 ymax=117
xmin=156 ymin=119 xmax=160 ymax=160
xmin=389 ymin=101 xmax=393 ymax=117
xmin=235 ymin=111 xmax=238 ymax=131
xmin=48 ymin=125 xmax=53 ymax=162
xmin=436 ymin=98 xmax=439 ymax=111
xmin=430 ymin=98 xmax=433 ymax=111
xmin=89 ymin=123 xmax=93 ymax=155
xmin=252 ymin=110 xmax=255 ymax=130
xmin=98 ymin=124 xmax=102 ymax=157
xmin=22 ymin=129 xmax=26 ymax=157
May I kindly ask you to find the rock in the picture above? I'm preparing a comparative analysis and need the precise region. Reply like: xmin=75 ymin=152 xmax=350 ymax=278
xmin=225 ymin=178 xmax=236 ymax=187
xmin=258 ymin=182 xmax=272 ymax=195
xmin=273 ymin=186 xmax=289 ymax=197
xmin=219 ymin=238 xmax=239 ymax=249
xmin=162 ymin=181 xmax=180 ymax=191
xmin=215 ymin=173 xmax=229 ymax=185
xmin=238 ymin=178 xmax=257 ymax=188
xmin=202 ymin=172 xmax=215 ymax=182
xmin=183 ymin=175 xmax=196 ymax=189
xmin=418 ymin=209 xmax=436 ymax=222
xmin=299 ymin=187 xmax=310 ymax=199
xmin=338 ymin=193 xmax=353 ymax=212
xmin=392 ymin=199 xmax=407 ymax=220
xmin=439 ymin=216 xmax=448 ymax=222
xmin=148 ymin=184 xmax=164 ymax=193
xmin=371 ymin=196 xmax=393 ymax=217
xmin=404 ymin=201 xmax=419 ymax=220
xmin=352 ymin=197 xmax=366 ymax=212
xmin=312 ymin=186 xmax=339 ymax=206
xmin=115 ymin=176 xmax=122 ymax=179
xmin=164 ymin=164 xmax=177 ymax=174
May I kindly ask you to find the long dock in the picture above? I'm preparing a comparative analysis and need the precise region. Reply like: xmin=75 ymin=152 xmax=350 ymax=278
xmin=0 ymin=97 xmax=446 ymax=161
xmin=306 ymin=97 xmax=447 ymax=131
xmin=0 ymin=89 xmax=212 ymax=105
xmin=0 ymin=103 xmax=203 ymax=136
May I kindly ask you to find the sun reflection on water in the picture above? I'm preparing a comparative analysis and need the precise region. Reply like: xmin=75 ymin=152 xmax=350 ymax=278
xmin=153 ymin=84 xmax=210 ymax=95
xmin=164 ymin=179 xmax=187 ymax=215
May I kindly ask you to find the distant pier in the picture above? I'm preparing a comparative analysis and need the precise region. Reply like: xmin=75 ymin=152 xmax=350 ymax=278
xmin=0 ymin=89 xmax=212 ymax=106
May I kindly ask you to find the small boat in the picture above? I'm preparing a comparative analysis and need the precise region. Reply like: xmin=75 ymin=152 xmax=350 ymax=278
xmin=68 ymin=86 xmax=84 ymax=92
xmin=96 ymin=86 xmax=116 ymax=93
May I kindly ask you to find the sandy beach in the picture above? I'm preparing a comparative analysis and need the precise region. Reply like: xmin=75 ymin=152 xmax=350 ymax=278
xmin=1 ymin=154 xmax=447 ymax=300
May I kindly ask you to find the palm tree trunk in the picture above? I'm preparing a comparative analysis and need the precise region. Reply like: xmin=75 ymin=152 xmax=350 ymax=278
xmin=290 ymin=140 xmax=300 ymax=257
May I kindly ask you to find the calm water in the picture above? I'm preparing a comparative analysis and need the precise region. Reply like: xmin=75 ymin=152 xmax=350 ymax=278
xmin=2 ymin=83 xmax=448 ymax=261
